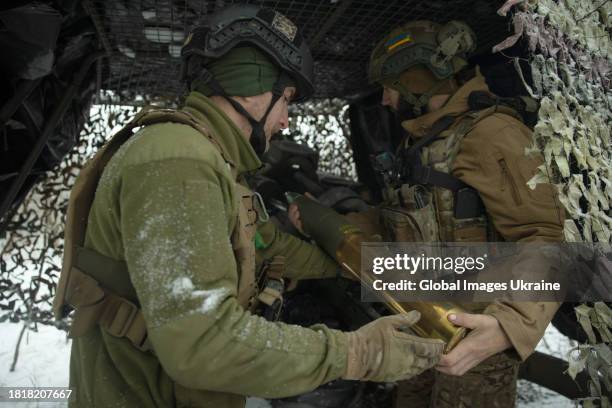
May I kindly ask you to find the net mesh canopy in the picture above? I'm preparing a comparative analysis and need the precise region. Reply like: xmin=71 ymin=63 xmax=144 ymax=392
xmin=87 ymin=0 xmax=510 ymax=105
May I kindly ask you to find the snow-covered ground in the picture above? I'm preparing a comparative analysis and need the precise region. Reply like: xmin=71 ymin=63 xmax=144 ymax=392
xmin=0 ymin=322 xmax=71 ymax=407
xmin=0 ymin=321 xmax=575 ymax=407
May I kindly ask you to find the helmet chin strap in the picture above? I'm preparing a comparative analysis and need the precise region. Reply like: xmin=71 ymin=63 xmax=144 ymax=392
xmin=391 ymin=79 xmax=448 ymax=117
xmin=194 ymin=68 xmax=290 ymax=157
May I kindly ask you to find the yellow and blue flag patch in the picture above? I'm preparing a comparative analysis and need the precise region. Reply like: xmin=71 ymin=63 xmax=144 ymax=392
xmin=386 ymin=33 xmax=412 ymax=51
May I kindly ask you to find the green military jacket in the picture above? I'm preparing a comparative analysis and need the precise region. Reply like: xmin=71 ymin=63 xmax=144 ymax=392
xmin=69 ymin=91 xmax=348 ymax=407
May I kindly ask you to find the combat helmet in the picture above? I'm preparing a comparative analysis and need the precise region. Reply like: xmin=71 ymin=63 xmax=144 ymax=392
xmin=369 ymin=20 xmax=476 ymax=116
xmin=181 ymin=5 xmax=314 ymax=155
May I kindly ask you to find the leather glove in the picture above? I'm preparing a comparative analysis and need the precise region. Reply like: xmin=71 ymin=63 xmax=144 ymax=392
xmin=343 ymin=311 xmax=445 ymax=382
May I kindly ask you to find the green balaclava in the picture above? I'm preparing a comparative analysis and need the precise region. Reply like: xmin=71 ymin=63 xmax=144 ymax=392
xmin=190 ymin=46 xmax=296 ymax=155
xmin=191 ymin=46 xmax=287 ymax=97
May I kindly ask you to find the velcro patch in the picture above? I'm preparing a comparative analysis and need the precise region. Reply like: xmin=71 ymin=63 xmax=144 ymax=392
xmin=386 ymin=33 xmax=412 ymax=51
xmin=272 ymin=12 xmax=297 ymax=41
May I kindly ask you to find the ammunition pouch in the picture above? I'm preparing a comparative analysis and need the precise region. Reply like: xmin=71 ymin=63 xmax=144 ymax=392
xmin=384 ymin=101 xmax=523 ymax=243
xmin=380 ymin=206 xmax=421 ymax=242
xmin=381 ymin=184 xmax=439 ymax=243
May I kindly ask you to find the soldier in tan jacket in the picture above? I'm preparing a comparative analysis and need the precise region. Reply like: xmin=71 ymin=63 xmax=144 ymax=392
xmin=292 ymin=20 xmax=565 ymax=407
xmin=371 ymin=20 xmax=565 ymax=407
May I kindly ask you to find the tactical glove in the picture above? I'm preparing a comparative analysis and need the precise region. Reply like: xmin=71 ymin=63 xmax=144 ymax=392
xmin=343 ymin=311 xmax=445 ymax=382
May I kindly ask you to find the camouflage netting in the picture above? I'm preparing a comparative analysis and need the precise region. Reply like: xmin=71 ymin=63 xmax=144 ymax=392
xmin=87 ymin=0 xmax=512 ymax=103
xmin=495 ymin=0 xmax=611 ymax=405
xmin=568 ymin=302 xmax=612 ymax=408
xmin=287 ymin=98 xmax=356 ymax=179
xmin=495 ymin=0 xmax=612 ymax=244
xmin=0 ymin=0 xmax=609 ymax=401
xmin=0 ymin=105 xmax=138 ymax=326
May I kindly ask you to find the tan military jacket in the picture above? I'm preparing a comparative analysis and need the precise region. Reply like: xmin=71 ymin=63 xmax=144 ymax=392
xmin=400 ymin=72 xmax=565 ymax=360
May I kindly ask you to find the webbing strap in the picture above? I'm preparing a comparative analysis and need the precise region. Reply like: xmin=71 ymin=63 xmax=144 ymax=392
xmin=404 ymin=115 xmax=456 ymax=157
xmin=401 ymin=105 xmax=513 ymax=193
xmin=98 ymin=294 xmax=150 ymax=352
xmin=67 ymin=266 xmax=151 ymax=351
xmin=410 ymin=165 xmax=468 ymax=192
xmin=257 ymin=285 xmax=283 ymax=307
xmin=74 ymin=247 xmax=137 ymax=303
xmin=401 ymin=115 xmax=466 ymax=191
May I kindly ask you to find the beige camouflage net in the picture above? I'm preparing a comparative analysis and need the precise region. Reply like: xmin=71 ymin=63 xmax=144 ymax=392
xmin=496 ymin=1 xmax=611 ymax=405
xmin=497 ymin=0 xmax=611 ymax=244
xmin=569 ymin=302 xmax=612 ymax=407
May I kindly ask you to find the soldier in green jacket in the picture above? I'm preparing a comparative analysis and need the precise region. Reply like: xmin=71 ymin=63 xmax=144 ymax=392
xmin=54 ymin=5 xmax=444 ymax=407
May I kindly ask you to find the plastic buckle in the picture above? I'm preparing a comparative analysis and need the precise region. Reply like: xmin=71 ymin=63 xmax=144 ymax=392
xmin=108 ymin=300 xmax=139 ymax=338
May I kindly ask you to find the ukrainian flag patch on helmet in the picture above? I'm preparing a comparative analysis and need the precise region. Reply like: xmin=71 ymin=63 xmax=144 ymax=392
xmin=386 ymin=33 xmax=412 ymax=51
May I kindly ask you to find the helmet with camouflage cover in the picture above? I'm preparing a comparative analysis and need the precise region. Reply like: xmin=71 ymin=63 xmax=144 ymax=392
xmin=181 ymin=4 xmax=314 ymax=156
xmin=369 ymin=20 xmax=476 ymax=116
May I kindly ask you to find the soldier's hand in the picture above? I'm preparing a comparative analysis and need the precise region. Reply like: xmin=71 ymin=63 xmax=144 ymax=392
xmin=288 ymin=192 xmax=315 ymax=236
xmin=436 ymin=313 xmax=512 ymax=376
xmin=287 ymin=203 xmax=305 ymax=235
xmin=343 ymin=311 xmax=445 ymax=383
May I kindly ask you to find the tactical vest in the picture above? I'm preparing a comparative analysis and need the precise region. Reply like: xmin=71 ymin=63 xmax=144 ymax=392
xmin=52 ymin=107 xmax=284 ymax=352
xmin=380 ymin=105 xmax=521 ymax=244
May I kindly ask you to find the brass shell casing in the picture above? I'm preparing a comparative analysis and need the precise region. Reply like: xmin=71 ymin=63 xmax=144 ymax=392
xmin=336 ymin=233 xmax=466 ymax=353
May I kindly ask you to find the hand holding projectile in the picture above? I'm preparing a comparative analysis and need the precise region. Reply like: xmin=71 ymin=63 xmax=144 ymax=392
xmin=343 ymin=311 xmax=445 ymax=382
xmin=436 ymin=312 xmax=512 ymax=376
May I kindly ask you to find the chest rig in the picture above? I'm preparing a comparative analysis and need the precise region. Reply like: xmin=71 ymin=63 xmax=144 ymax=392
xmin=380 ymin=104 xmax=520 ymax=244
xmin=53 ymin=107 xmax=283 ymax=352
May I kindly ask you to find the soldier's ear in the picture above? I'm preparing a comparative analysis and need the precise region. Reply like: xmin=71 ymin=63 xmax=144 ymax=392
xmin=284 ymin=86 xmax=297 ymax=103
